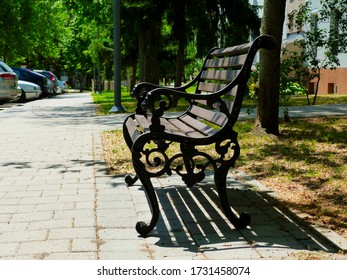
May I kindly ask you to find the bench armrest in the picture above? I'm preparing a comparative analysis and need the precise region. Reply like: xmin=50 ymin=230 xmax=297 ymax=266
xmin=132 ymin=79 xmax=199 ymax=114
xmin=130 ymin=82 xmax=162 ymax=114
xmin=131 ymin=82 xmax=162 ymax=99
xmin=142 ymin=82 xmax=236 ymax=112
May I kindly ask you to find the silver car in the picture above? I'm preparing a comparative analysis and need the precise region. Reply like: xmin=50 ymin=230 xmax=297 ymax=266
xmin=0 ymin=60 xmax=21 ymax=104
xmin=18 ymin=80 xmax=42 ymax=101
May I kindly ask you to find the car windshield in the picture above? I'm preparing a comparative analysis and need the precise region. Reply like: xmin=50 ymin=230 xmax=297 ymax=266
xmin=0 ymin=62 xmax=14 ymax=73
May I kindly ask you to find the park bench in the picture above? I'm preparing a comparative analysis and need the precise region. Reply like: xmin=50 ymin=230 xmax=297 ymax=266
xmin=123 ymin=35 xmax=276 ymax=237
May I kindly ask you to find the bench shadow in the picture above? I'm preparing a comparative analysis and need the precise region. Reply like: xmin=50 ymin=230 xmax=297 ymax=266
xmin=135 ymin=176 xmax=340 ymax=255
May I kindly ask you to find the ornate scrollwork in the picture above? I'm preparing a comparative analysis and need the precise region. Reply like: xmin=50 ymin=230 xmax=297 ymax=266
xmin=214 ymin=130 xmax=240 ymax=168
xmin=136 ymin=137 xmax=239 ymax=189
xmin=141 ymin=146 xmax=169 ymax=177
xmin=168 ymin=147 xmax=215 ymax=188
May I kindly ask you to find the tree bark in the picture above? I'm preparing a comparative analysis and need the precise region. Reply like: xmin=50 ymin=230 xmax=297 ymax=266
xmin=256 ymin=0 xmax=287 ymax=135
xmin=138 ymin=16 xmax=162 ymax=84
xmin=174 ymin=29 xmax=185 ymax=88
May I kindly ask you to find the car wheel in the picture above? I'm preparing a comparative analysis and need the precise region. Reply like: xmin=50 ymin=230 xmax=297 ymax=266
xmin=19 ymin=89 xmax=27 ymax=103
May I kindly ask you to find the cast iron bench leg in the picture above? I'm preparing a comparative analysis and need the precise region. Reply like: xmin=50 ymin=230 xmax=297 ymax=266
xmin=125 ymin=174 xmax=138 ymax=186
xmin=132 ymin=153 xmax=160 ymax=237
xmin=214 ymin=167 xmax=251 ymax=229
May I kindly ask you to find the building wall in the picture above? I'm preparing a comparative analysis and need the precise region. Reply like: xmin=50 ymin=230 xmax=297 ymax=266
xmin=312 ymin=68 xmax=347 ymax=94
xmin=286 ymin=0 xmax=305 ymax=35
xmin=284 ymin=0 xmax=347 ymax=95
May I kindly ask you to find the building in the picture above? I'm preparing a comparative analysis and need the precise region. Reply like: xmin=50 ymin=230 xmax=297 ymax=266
xmin=250 ymin=0 xmax=347 ymax=94
xmin=285 ymin=0 xmax=347 ymax=95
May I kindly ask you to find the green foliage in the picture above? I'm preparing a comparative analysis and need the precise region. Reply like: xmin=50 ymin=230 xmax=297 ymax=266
xmin=279 ymin=50 xmax=307 ymax=106
xmin=1 ymin=0 xmax=261 ymax=86
xmin=0 ymin=0 xmax=68 ymax=69
xmin=288 ymin=0 xmax=347 ymax=104
xmin=247 ymin=61 xmax=306 ymax=117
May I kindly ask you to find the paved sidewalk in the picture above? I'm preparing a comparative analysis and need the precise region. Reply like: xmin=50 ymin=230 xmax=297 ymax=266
xmin=0 ymin=93 xmax=346 ymax=260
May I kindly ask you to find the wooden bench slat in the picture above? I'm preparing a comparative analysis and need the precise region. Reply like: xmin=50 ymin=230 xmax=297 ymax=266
xmin=223 ymin=100 xmax=235 ymax=112
xmin=210 ymin=42 xmax=251 ymax=57
xmin=189 ymin=105 xmax=228 ymax=127
xmin=134 ymin=114 xmax=151 ymax=133
xmin=167 ymin=118 xmax=206 ymax=138
xmin=201 ymin=69 xmax=240 ymax=82
xmin=197 ymin=82 xmax=227 ymax=93
xmin=205 ymin=54 xmax=247 ymax=69
xmin=179 ymin=115 xmax=218 ymax=136
xmin=224 ymin=86 xmax=238 ymax=97
xmin=125 ymin=118 xmax=141 ymax=143
xmin=197 ymin=83 xmax=238 ymax=97
xmin=158 ymin=118 xmax=186 ymax=137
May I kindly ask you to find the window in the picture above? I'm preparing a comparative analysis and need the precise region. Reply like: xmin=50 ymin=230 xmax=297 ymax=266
xmin=287 ymin=13 xmax=294 ymax=32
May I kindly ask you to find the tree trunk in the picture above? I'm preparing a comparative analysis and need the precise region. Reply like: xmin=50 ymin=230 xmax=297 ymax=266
xmin=174 ymin=34 xmax=185 ymax=88
xmin=312 ymin=70 xmax=321 ymax=105
xmin=256 ymin=0 xmax=286 ymax=135
xmin=128 ymin=49 xmax=138 ymax=90
xmin=131 ymin=59 xmax=137 ymax=91
xmin=305 ymin=91 xmax=311 ymax=105
xmin=170 ymin=39 xmax=185 ymax=107
xmin=138 ymin=16 xmax=162 ymax=84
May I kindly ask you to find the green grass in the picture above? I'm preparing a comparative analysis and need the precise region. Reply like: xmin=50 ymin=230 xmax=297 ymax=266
xmin=92 ymin=87 xmax=347 ymax=115
xmin=281 ymin=94 xmax=347 ymax=106
xmin=92 ymin=87 xmax=133 ymax=115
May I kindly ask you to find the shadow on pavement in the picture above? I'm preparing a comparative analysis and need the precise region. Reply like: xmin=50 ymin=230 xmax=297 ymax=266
xmin=128 ymin=179 xmax=340 ymax=255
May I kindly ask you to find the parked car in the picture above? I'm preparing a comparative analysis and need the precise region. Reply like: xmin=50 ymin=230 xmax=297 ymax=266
xmin=18 ymin=80 xmax=42 ymax=101
xmin=0 ymin=60 xmax=21 ymax=104
xmin=34 ymin=70 xmax=59 ymax=94
xmin=46 ymin=79 xmax=55 ymax=95
xmin=57 ymin=80 xmax=67 ymax=94
xmin=12 ymin=68 xmax=50 ymax=97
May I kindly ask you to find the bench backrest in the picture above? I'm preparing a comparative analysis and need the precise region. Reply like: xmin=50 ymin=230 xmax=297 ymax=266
xmin=191 ymin=35 xmax=275 ymax=127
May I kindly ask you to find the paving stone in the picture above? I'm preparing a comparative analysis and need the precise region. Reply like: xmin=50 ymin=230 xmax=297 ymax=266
xmin=0 ymin=242 xmax=19 ymax=257
xmin=99 ymin=251 xmax=150 ymax=260
xmin=17 ymin=240 xmax=71 ymax=256
xmin=44 ymin=252 xmax=97 ymax=260
xmin=0 ymin=230 xmax=48 ymax=243
xmin=99 ymin=239 xmax=147 ymax=252
xmin=28 ymin=219 xmax=73 ymax=230
xmin=71 ymin=238 xmax=98 ymax=252
xmin=10 ymin=211 xmax=53 ymax=223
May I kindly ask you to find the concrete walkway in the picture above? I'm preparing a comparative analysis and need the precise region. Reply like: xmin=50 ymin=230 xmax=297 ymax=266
xmin=0 ymin=92 xmax=346 ymax=260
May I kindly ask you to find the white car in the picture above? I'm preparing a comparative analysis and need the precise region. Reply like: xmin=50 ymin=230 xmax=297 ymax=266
xmin=18 ymin=80 xmax=42 ymax=101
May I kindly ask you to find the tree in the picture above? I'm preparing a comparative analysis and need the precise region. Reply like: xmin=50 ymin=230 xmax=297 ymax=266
xmin=0 ymin=0 xmax=65 ymax=68
xmin=287 ymin=0 xmax=347 ymax=105
xmin=123 ymin=0 xmax=260 ymax=86
xmin=166 ymin=0 xmax=189 ymax=88
xmin=256 ymin=0 xmax=287 ymax=135
xmin=123 ymin=1 xmax=169 ymax=84
xmin=60 ymin=0 xmax=115 ymax=89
